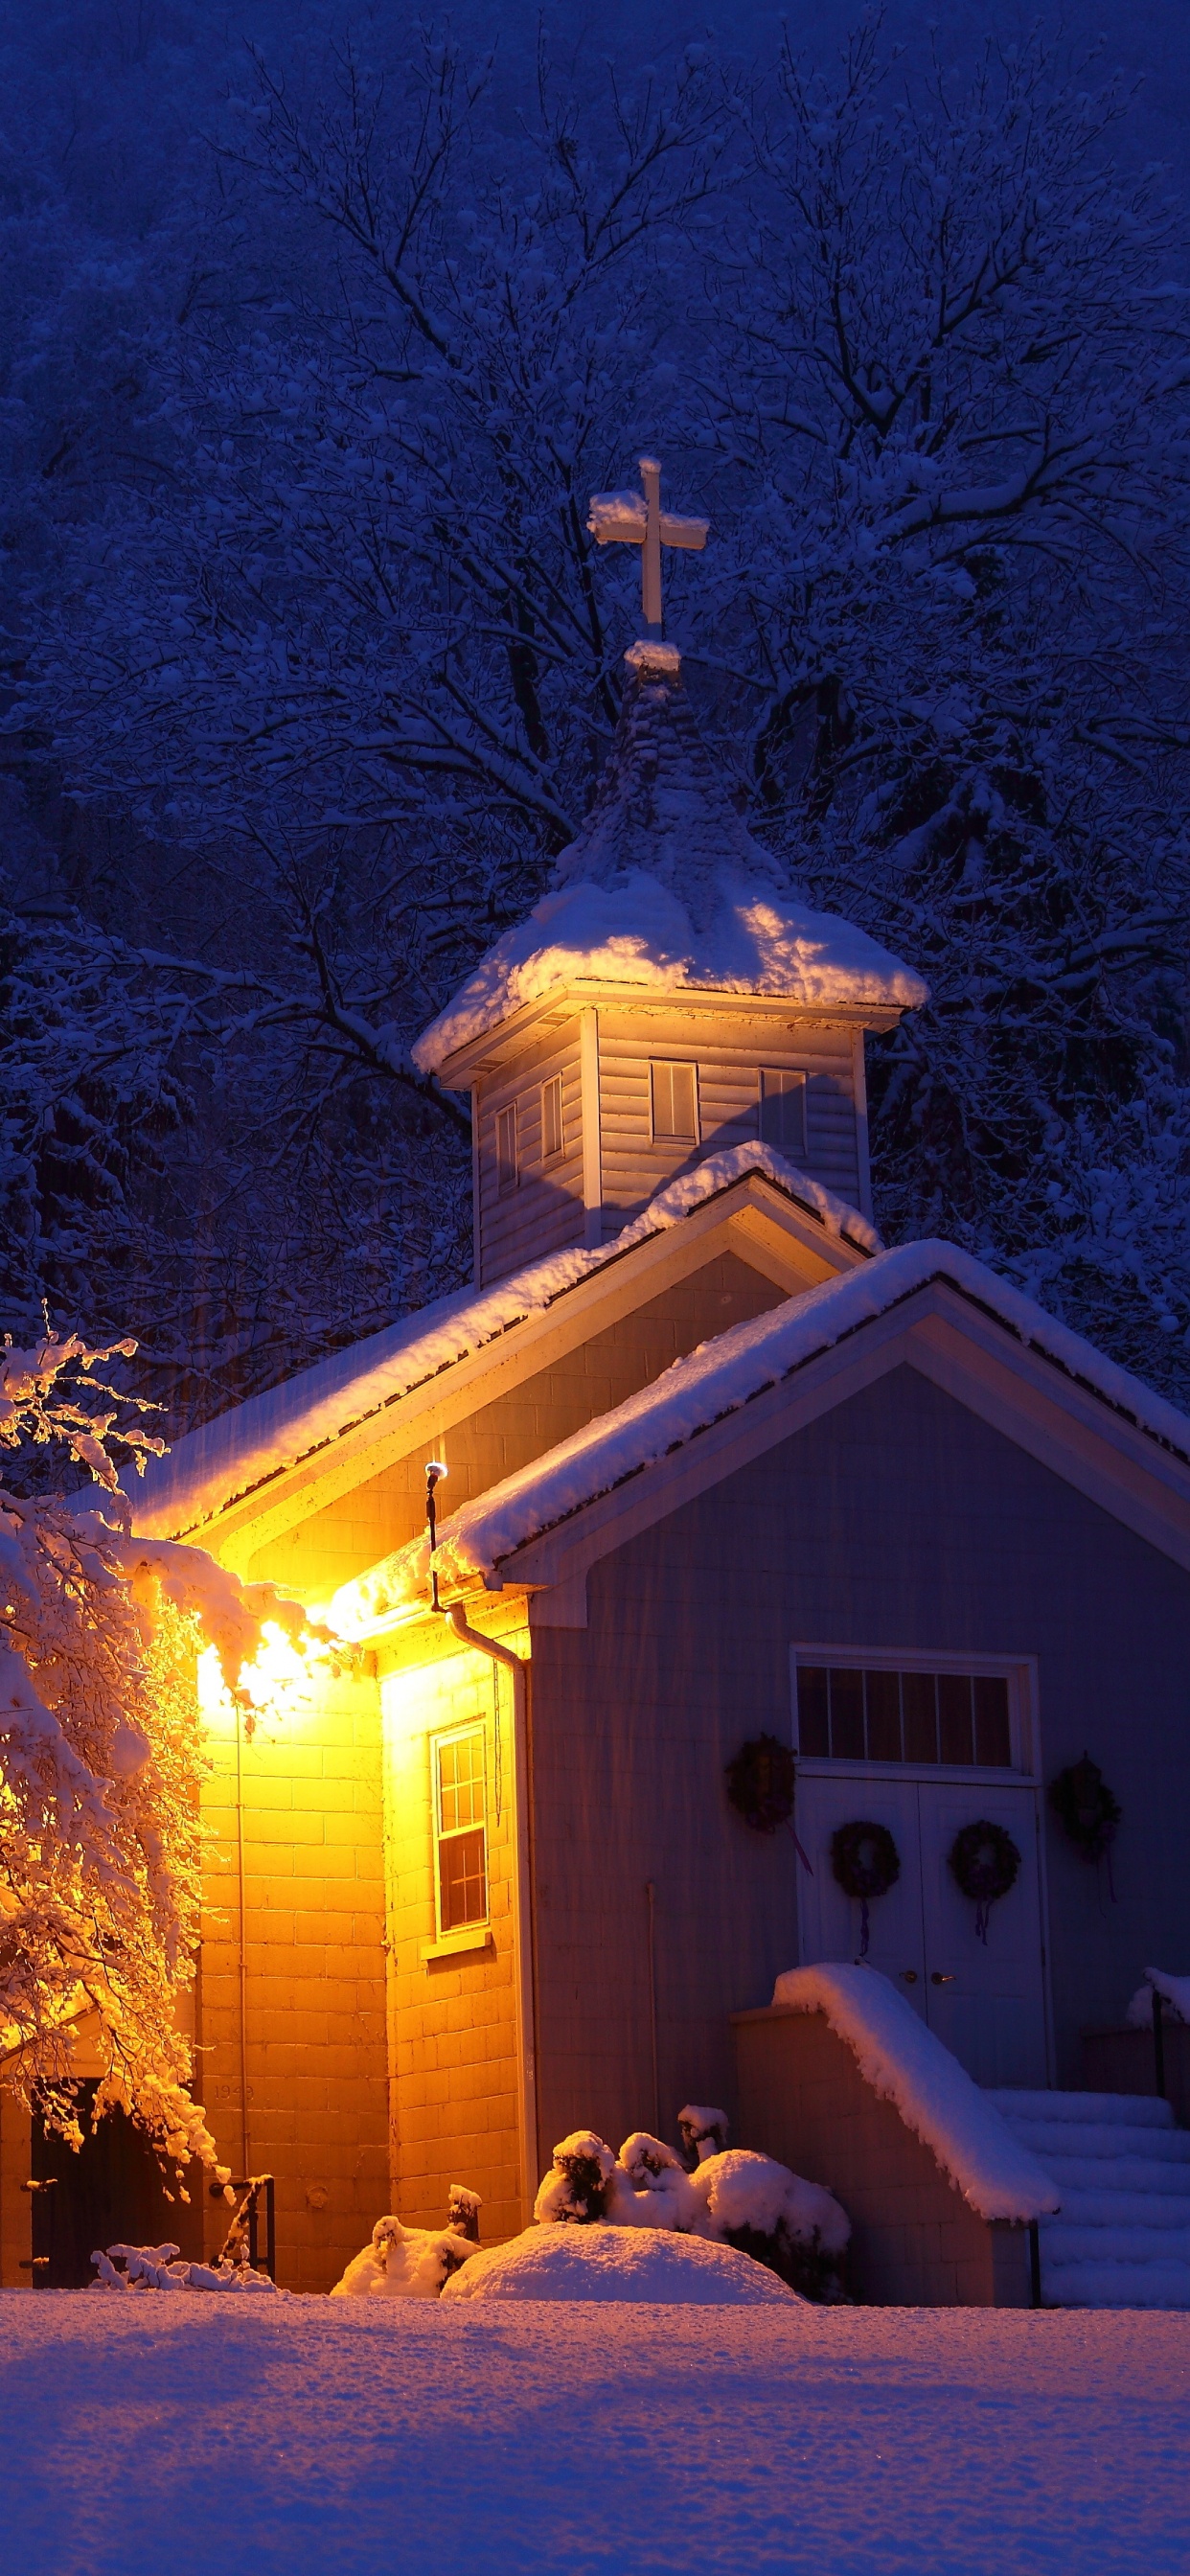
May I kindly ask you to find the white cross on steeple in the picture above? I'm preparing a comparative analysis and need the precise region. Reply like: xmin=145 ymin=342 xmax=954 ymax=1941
xmin=587 ymin=456 xmax=709 ymax=640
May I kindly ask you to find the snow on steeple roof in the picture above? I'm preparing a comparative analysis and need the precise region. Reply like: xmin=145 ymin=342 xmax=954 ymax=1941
xmin=412 ymin=650 xmax=927 ymax=1075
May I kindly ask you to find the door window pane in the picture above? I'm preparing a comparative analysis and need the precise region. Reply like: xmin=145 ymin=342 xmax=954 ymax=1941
xmin=794 ymin=1660 xmax=1018 ymax=1771
xmin=973 ymin=1674 xmax=1012 ymax=1766
xmin=830 ymin=1668 xmax=865 ymax=1760
xmin=901 ymin=1671 xmax=939 ymax=1764
xmin=864 ymin=1668 xmax=902 ymax=1762
xmin=758 ymin=1069 xmax=807 ymax=1162
xmin=797 ymin=1666 xmax=830 ymax=1756
xmin=938 ymin=1673 xmax=974 ymax=1764
xmin=651 ymin=1061 xmax=698 ymax=1142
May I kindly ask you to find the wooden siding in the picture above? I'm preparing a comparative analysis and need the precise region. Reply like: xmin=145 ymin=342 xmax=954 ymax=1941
xmin=246 ymin=1251 xmax=786 ymax=1598
xmin=476 ymin=1024 xmax=584 ymax=1286
xmin=526 ymin=1365 xmax=1190 ymax=2160
xmin=381 ymin=1633 xmax=525 ymax=2240
xmin=595 ymin=1008 xmax=861 ymax=1233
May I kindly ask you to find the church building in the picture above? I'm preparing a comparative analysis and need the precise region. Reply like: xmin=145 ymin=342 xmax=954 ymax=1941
xmin=4 ymin=473 xmax=1189 ymax=2299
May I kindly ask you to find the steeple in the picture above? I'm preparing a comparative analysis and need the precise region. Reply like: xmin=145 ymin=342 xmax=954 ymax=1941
xmin=414 ymin=487 xmax=927 ymax=1290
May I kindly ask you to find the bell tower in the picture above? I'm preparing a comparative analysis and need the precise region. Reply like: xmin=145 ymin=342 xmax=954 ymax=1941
xmin=413 ymin=466 xmax=926 ymax=1289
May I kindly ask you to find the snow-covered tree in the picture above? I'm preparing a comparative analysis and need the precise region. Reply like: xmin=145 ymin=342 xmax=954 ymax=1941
xmin=712 ymin=26 xmax=1190 ymax=1388
xmin=0 ymin=1326 xmax=328 ymax=2171
xmin=7 ymin=18 xmax=1190 ymax=1408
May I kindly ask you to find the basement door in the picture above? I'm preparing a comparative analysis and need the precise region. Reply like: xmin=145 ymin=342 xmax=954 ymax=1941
xmin=794 ymin=1771 xmax=1049 ymax=2088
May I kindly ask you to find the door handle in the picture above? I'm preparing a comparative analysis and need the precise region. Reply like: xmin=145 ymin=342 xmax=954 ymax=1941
xmin=900 ymin=1969 xmax=919 ymax=1985
xmin=930 ymin=1971 xmax=954 ymax=1985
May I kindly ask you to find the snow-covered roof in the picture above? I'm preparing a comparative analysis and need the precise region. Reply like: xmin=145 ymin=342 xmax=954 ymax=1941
xmin=768 ymin=1966 xmax=1060 ymax=2223
xmin=331 ymin=1234 xmax=1190 ymax=1629
xmin=129 ymin=1144 xmax=876 ymax=1539
xmin=412 ymin=659 xmax=927 ymax=1074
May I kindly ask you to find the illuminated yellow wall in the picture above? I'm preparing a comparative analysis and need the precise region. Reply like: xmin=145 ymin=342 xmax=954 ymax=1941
xmin=196 ymin=1659 xmax=389 ymax=2294
xmin=379 ymin=1617 xmax=528 ymax=2243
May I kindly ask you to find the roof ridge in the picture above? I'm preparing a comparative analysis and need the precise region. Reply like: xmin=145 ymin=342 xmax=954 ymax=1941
xmin=329 ymin=1238 xmax=1190 ymax=1631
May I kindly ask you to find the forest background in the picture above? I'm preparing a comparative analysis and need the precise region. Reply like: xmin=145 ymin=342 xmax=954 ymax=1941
xmin=3 ymin=0 xmax=1189 ymax=1453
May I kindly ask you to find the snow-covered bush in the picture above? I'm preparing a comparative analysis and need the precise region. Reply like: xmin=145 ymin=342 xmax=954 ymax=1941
xmin=331 ymin=2207 xmax=482 ymax=2301
xmin=688 ymin=2150 xmax=850 ymax=2304
xmin=533 ymin=2124 xmax=850 ymax=2301
xmin=91 ymin=2241 xmax=284 ymax=2294
xmin=677 ymin=2104 xmax=729 ymax=2169
xmin=0 ymin=1329 xmax=335 ymax=2173
xmin=1127 ymin=1970 xmax=1190 ymax=2029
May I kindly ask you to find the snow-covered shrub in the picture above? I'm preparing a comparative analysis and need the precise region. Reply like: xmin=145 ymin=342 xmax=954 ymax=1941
xmin=91 ymin=2242 xmax=283 ymax=2294
xmin=533 ymin=2131 xmax=620 ymax=2225
xmin=677 ymin=2104 xmax=729 ymax=2170
xmin=533 ymin=2125 xmax=851 ymax=2301
xmin=330 ymin=2206 xmax=482 ymax=2301
xmin=1127 ymin=1970 xmax=1190 ymax=2029
xmin=688 ymin=2150 xmax=850 ymax=2305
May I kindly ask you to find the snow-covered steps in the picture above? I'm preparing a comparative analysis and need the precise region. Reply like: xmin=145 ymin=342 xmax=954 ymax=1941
xmin=987 ymin=2088 xmax=1190 ymax=2309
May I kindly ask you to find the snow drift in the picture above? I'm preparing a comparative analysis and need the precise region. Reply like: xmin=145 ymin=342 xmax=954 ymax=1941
xmin=439 ymin=2224 xmax=802 ymax=2305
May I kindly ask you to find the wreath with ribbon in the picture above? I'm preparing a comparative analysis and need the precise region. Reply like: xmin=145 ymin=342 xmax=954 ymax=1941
xmin=725 ymin=1734 xmax=795 ymax=1833
xmin=831 ymin=1820 xmax=901 ymax=1957
xmin=724 ymin=1734 xmax=815 ymax=1874
xmin=1048 ymin=1755 xmax=1121 ymax=1865
xmin=949 ymin=1819 xmax=1020 ymax=1944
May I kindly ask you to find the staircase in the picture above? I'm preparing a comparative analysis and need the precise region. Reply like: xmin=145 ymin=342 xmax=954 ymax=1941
xmin=989 ymin=2089 xmax=1190 ymax=2309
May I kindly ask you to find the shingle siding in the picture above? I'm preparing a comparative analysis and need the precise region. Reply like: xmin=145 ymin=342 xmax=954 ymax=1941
xmin=527 ymin=1364 xmax=1190 ymax=2159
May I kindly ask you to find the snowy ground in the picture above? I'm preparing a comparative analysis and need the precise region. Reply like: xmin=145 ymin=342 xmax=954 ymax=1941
xmin=3 ymin=2296 xmax=1189 ymax=2573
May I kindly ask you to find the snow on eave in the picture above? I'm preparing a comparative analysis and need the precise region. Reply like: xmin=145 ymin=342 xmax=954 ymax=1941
xmin=333 ymin=1233 xmax=1190 ymax=1629
xmin=769 ymin=1965 xmax=1061 ymax=2223
xmin=411 ymin=871 xmax=928 ymax=1077
xmin=127 ymin=1144 xmax=875 ymax=1540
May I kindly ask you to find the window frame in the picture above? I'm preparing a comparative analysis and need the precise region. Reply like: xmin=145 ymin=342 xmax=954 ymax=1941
xmin=431 ymin=1723 xmax=491 ymax=1942
xmin=541 ymin=1071 xmax=564 ymax=1162
xmin=495 ymin=1100 xmax=519 ymax=1196
xmin=649 ymin=1058 xmax=700 ymax=1147
xmin=758 ymin=1067 xmax=808 ymax=1162
xmin=790 ymin=1643 xmax=1039 ymax=1782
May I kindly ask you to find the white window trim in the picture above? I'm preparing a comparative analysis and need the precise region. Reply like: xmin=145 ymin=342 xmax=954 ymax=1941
xmin=430 ymin=1721 xmax=491 ymax=1944
xmin=649 ymin=1058 xmax=700 ymax=1148
xmin=790 ymin=1643 xmax=1040 ymax=1782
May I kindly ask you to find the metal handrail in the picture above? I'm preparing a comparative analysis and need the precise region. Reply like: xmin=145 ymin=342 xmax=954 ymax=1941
xmin=214 ymin=2173 xmax=276 ymax=2280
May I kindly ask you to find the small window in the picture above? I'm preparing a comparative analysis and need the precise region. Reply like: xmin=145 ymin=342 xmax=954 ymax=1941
xmin=793 ymin=1662 xmax=1016 ymax=1770
xmin=495 ymin=1102 xmax=518 ymax=1194
xmin=434 ymin=1727 xmax=488 ymax=1934
xmin=541 ymin=1073 xmax=563 ymax=1162
xmin=651 ymin=1060 xmax=698 ymax=1143
xmin=758 ymin=1069 xmax=807 ymax=1162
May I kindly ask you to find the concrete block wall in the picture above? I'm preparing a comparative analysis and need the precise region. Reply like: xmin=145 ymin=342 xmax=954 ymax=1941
xmin=197 ymin=1665 xmax=389 ymax=2293
xmin=734 ymin=2005 xmax=1033 ymax=2306
xmin=381 ymin=1623 xmax=527 ymax=2245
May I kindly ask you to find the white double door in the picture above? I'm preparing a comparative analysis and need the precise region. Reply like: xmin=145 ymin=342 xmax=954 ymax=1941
xmin=795 ymin=1772 xmax=1049 ymax=2088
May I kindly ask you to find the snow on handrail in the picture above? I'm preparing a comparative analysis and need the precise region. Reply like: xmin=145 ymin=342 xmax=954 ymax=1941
xmin=770 ymin=1964 xmax=1061 ymax=2223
